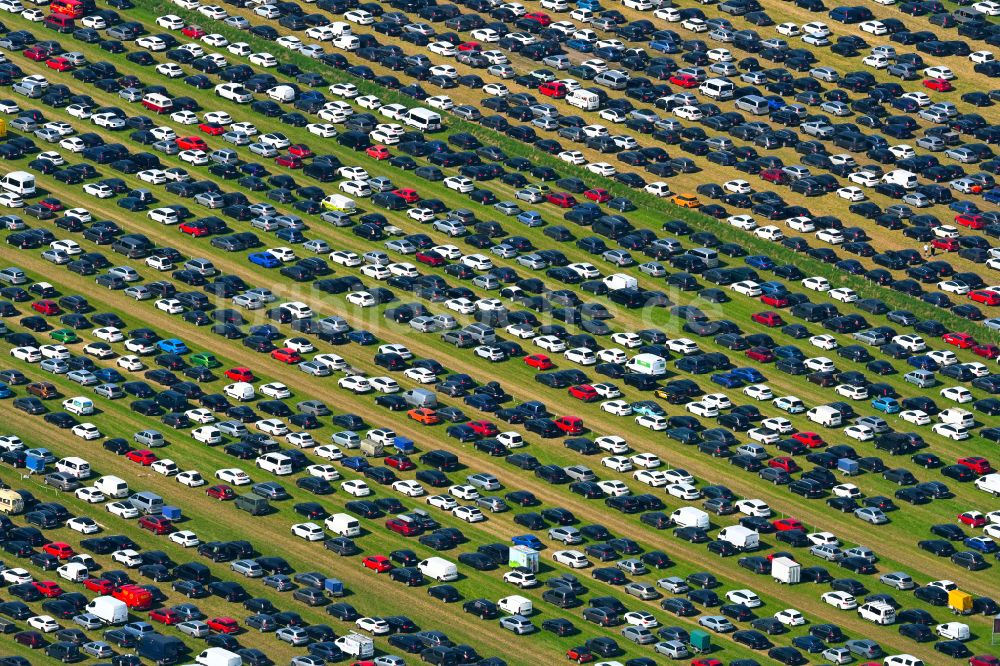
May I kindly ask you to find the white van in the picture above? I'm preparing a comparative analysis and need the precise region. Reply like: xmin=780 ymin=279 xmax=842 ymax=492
xmin=268 ymin=85 xmax=296 ymax=102
xmin=882 ymin=169 xmax=918 ymax=190
xmin=56 ymin=457 xmax=91 ymax=479
xmin=807 ymin=405 xmax=842 ymax=427
xmin=62 ymin=396 xmax=94 ymax=415
xmin=718 ymin=525 xmax=760 ymax=550
xmin=498 ymin=595 xmax=533 ymax=615
xmin=224 ymin=382 xmax=255 ymax=401
xmin=418 ymin=556 xmax=458 ymax=581
xmin=95 ymin=475 xmax=129 ymax=498
xmin=58 ymin=562 xmax=89 ymax=582
xmin=0 ymin=171 xmax=36 ymax=196
xmin=405 ymin=108 xmax=442 ymax=132
xmin=567 ymin=89 xmax=600 ymax=110
xmin=858 ymin=601 xmax=895 ymax=624
xmin=196 ymin=647 xmax=242 ymax=666
xmin=325 ymin=512 xmax=361 ymax=537
xmin=938 ymin=408 xmax=974 ymax=428
xmin=256 ymin=453 xmax=292 ymax=475
xmin=699 ymin=78 xmax=734 ymax=100
xmin=670 ymin=506 xmax=709 ymax=529
xmin=975 ymin=473 xmax=1000 ymax=496
xmin=603 ymin=273 xmax=638 ymax=290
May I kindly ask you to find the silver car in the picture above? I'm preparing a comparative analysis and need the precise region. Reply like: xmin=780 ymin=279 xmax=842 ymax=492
xmin=81 ymin=641 xmax=114 ymax=658
xmin=548 ymin=526 xmax=582 ymax=544
xmin=499 ymin=615 xmax=535 ymax=634
xmin=476 ymin=496 xmax=508 ymax=512
xmin=698 ymin=616 xmax=735 ymax=633
xmin=75 ymin=614 xmax=104 ymax=631
xmin=277 ymin=626 xmax=311 ymax=645
xmin=622 ymin=626 xmax=657 ymax=644
xmin=231 ymin=559 xmax=264 ymax=577
xmin=854 ymin=507 xmax=888 ymax=524
xmin=177 ymin=621 xmax=210 ymax=638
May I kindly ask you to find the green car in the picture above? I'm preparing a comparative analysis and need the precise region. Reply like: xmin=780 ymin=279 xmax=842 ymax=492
xmin=50 ymin=329 xmax=80 ymax=343
xmin=190 ymin=352 xmax=221 ymax=368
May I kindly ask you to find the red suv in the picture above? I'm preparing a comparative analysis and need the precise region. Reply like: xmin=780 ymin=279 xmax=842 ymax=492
xmin=32 ymin=300 xmax=60 ymax=315
xmin=385 ymin=518 xmax=422 ymax=536
xmin=546 ymin=192 xmax=577 ymax=208
xmin=139 ymin=515 xmax=175 ymax=535
xmin=555 ymin=416 xmax=584 ymax=434
xmin=751 ymin=311 xmax=783 ymax=327
xmin=224 ymin=367 xmax=255 ymax=382
xmin=568 ymin=385 xmax=599 ymax=402
xmin=958 ymin=457 xmax=992 ymax=474
xmin=206 ymin=617 xmax=239 ymax=634
xmin=539 ymin=81 xmax=567 ymax=98
xmin=362 ymin=555 xmax=393 ymax=572
xmin=206 ymin=485 xmax=236 ymax=500
xmin=271 ymin=348 xmax=303 ymax=364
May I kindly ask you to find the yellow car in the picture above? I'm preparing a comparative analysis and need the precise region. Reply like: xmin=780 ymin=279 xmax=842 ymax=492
xmin=671 ymin=194 xmax=701 ymax=208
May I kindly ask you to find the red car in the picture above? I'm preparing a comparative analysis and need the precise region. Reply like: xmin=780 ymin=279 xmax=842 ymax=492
xmin=468 ymin=420 xmax=499 ymax=436
xmin=32 ymin=300 xmax=60 ymax=315
xmin=288 ymin=144 xmax=313 ymax=158
xmin=932 ymin=238 xmax=959 ymax=252
xmin=179 ymin=221 xmax=210 ymax=237
xmin=224 ymin=367 xmax=255 ymax=382
xmin=760 ymin=294 xmax=789 ymax=307
xmin=457 ymin=41 xmax=481 ymax=51
xmin=523 ymin=11 xmax=551 ymax=24
xmin=923 ymin=77 xmax=953 ymax=92
xmin=416 ymin=251 xmax=445 ymax=267
xmin=23 ymin=46 xmax=47 ymax=61
xmin=958 ymin=457 xmax=992 ymax=474
xmin=692 ymin=660 xmax=723 ymax=666
xmin=392 ymin=188 xmax=420 ymax=203
xmin=772 ymin=518 xmax=803 ymax=531
xmin=126 ymin=449 xmax=158 ymax=465
xmin=206 ymin=484 xmax=236 ymax=500
xmin=207 ymin=617 xmax=240 ymax=634
xmin=959 ymin=511 xmax=987 ymax=527
xmin=38 ymin=197 xmax=63 ymax=211
xmin=199 ymin=122 xmax=225 ymax=136
xmin=46 ymin=57 xmax=73 ymax=71
xmin=139 ymin=515 xmax=174 ymax=535
xmin=973 ymin=344 xmax=1000 ymax=359
xmin=546 ymin=192 xmax=577 ymax=208
xmin=84 ymin=578 xmax=115 ymax=594
xmin=150 ymin=609 xmax=183 ymax=625
xmin=33 ymin=581 xmax=64 ymax=598
xmin=970 ymin=656 xmax=1000 ymax=666
xmin=751 ymin=311 xmax=783 ymax=327
xmin=42 ymin=542 xmax=74 ymax=559
xmin=181 ymin=24 xmax=206 ymax=38
xmin=555 ymin=416 xmax=583 ymax=434
xmin=176 ymin=136 xmax=208 ymax=151
xmin=760 ymin=168 xmax=789 ymax=184
xmin=361 ymin=555 xmax=393 ymax=572
xmin=970 ymin=290 xmax=1000 ymax=306
xmin=791 ymin=432 xmax=824 ymax=448
xmin=566 ymin=647 xmax=594 ymax=663
xmin=275 ymin=155 xmax=303 ymax=168
xmin=942 ymin=332 xmax=976 ymax=349
xmin=568 ymin=385 xmax=599 ymax=402
xmin=768 ymin=457 xmax=800 ymax=473
xmin=670 ymin=73 xmax=698 ymax=88
xmin=584 ymin=188 xmax=610 ymax=203
xmin=271 ymin=348 xmax=303 ymax=363
xmin=384 ymin=455 xmax=415 ymax=471
xmin=956 ymin=214 xmax=986 ymax=229
xmin=386 ymin=517 xmax=422 ymax=536
xmin=524 ymin=354 xmax=554 ymax=369
xmin=745 ymin=347 xmax=775 ymax=363
xmin=366 ymin=145 xmax=390 ymax=160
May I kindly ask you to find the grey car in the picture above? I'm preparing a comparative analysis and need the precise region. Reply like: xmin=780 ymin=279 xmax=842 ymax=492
xmin=177 ymin=621 xmax=210 ymax=638
xmin=654 ymin=640 xmax=689 ymax=658
xmin=854 ymin=507 xmax=888 ymax=524
xmin=622 ymin=626 xmax=657 ymax=644
xmin=846 ymin=639 xmax=883 ymax=659
xmin=477 ymin=496 xmax=508 ymax=513
xmin=498 ymin=615 xmax=535 ymax=634
xmin=277 ymin=626 xmax=311 ymax=645
xmin=124 ymin=286 xmax=152 ymax=301
xmin=217 ymin=421 xmax=248 ymax=437
xmin=410 ymin=316 xmax=442 ymax=333
xmin=698 ymin=616 xmax=735 ymax=633
xmin=466 ymin=474 xmax=500 ymax=492
xmin=618 ymin=559 xmax=649 ymax=576
xmin=623 ymin=582 xmax=659 ymax=600
xmin=74 ymin=614 xmax=104 ymax=630
xmin=45 ymin=472 xmax=80 ymax=491
xmin=879 ymin=571 xmax=914 ymax=590
xmin=134 ymin=430 xmax=166 ymax=447
xmin=297 ymin=401 xmax=331 ymax=416
xmin=231 ymin=559 xmax=265 ymax=577
xmin=81 ymin=641 xmax=114 ymax=658
xmin=249 ymin=143 xmax=279 ymax=157
xmin=548 ymin=526 xmax=582 ymax=544
xmin=494 ymin=201 xmax=521 ymax=216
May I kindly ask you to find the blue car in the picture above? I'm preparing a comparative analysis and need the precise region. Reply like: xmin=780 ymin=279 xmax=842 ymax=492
xmin=0 ymin=382 xmax=12 ymax=398
xmin=984 ymin=190 xmax=1000 ymax=205
xmin=565 ymin=39 xmax=594 ymax=53
xmin=730 ymin=367 xmax=765 ymax=383
xmin=631 ymin=401 xmax=665 ymax=417
xmin=711 ymin=373 xmax=744 ymax=388
xmin=649 ymin=40 xmax=681 ymax=53
xmin=94 ymin=368 xmax=125 ymax=383
xmin=773 ymin=345 xmax=805 ymax=360
xmin=348 ymin=330 xmax=378 ymax=345
xmin=512 ymin=534 xmax=544 ymax=550
xmin=447 ymin=425 xmax=479 ymax=442
xmin=949 ymin=200 xmax=980 ymax=215
xmin=157 ymin=338 xmax=189 ymax=354
xmin=249 ymin=252 xmax=281 ymax=268
xmin=517 ymin=211 xmax=544 ymax=227
xmin=906 ymin=355 xmax=940 ymax=371
xmin=871 ymin=397 xmax=901 ymax=413
xmin=341 ymin=456 xmax=370 ymax=471
xmin=964 ymin=537 xmax=999 ymax=554
xmin=758 ymin=281 xmax=787 ymax=297
xmin=745 ymin=255 xmax=775 ymax=270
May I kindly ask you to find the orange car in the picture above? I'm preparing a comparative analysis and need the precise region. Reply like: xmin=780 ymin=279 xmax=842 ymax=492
xmin=408 ymin=408 xmax=440 ymax=425
xmin=671 ymin=194 xmax=701 ymax=208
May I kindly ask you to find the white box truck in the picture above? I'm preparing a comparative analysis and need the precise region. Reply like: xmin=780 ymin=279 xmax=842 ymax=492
xmin=418 ymin=557 xmax=458 ymax=581
xmin=625 ymin=353 xmax=666 ymax=376
xmin=498 ymin=595 xmax=533 ymax=616
xmin=771 ymin=557 xmax=801 ymax=584
xmin=718 ymin=526 xmax=760 ymax=551
xmin=335 ymin=632 xmax=375 ymax=658
xmin=85 ymin=596 xmax=128 ymax=625
xmin=196 ymin=647 xmax=243 ymax=666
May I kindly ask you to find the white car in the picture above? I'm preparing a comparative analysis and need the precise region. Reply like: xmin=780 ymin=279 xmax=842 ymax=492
xmin=731 ymin=280 xmax=761 ymax=296
xmin=106 ymin=502 xmax=139 ymax=519
xmin=941 ymin=387 xmax=973 ymax=403
xmin=112 ymin=549 xmax=142 ymax=567
xmin=392 ymin=480 xmax=424 ymax=497
xmin=27 ymin=616 xmax=60 ymax=633
xmin=686 ymin=402 xmax=718 ymax=417
xmin=601 ymin=400 xmax=633 ymax=416
xmin=342 ymin=480 xmax=371 ymax=496
xmin=900 ymin=410 xmax=931 ymax=425
xmin=151 ymin=460 xmax=179 ymax=476
xmin=215 ymin=468 xmax=251 ymax=485
xmin=821 ymin=592 xmax=857 ymax=610
xmin=356 ymin=617 xmax=391 ymax=635
xmin=743 ymin=385 xmax=773 ymax=400
xmin=553 ymin=550 xmax=590 ymax=568
xmin=449 ymin=485 xmax=480 ymax=501
xmin=633 ymin=470 xmax=668 ymax=487
xmin=836 ymin=384 xmax=868 ymax=400
xmin=71 ymin=424 xmax=101 ymax=440
xmin=602 ymin=456 xmax=633 ymax=472
xmin=810 ymin=335 xmax=838 ymax=350
xmin=75 ymin=487 xmax=105 ymax=503
xmin=774 ymin=609 xmax=806 ymax=626
xmin=843 ymin=425 xmax=874 ymax=441
xmin=307 ymin=465 xmax=341 ymax=481
xmin=832 ymin=484 xmax=861 ymax=499
xmin=2 ymin=568 xmax=32 ymax=585
xmin=938 ymin=280 xmax=970 ymax=295
xmin=170 ymin=530 xmax=201 ymax=547
xmin=748 ymin=428 xmax=779 ymax=444
xmin=67 ymin=516 xmax=99 ymax=533
xmin=292 ymin=523 xmax=325 ymax=541
xmin=453 ymin=506 xmax=484 ymax=522
xmin=426 ymin=495 xmax=458 ymax=510
xmin=339 ymin=376 xmax=371 ymax=393
xmin=932 ymin=423 xmax=969 ymax=440
xmin=735 ymin=499 xmax=771 ymax=517
xmin=177 ymin=471 xmax=205 ymax=486
xmin=667 ymin=483 xmax=700 ymax=500
xmin=726 ymin=590 xmax=762 ymax=608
